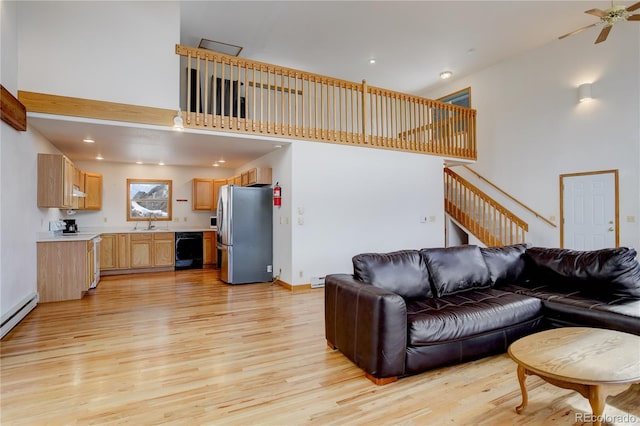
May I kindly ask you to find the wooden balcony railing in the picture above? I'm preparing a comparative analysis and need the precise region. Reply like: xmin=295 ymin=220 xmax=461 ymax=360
xmin=444 ymin=168 xmax=528 ymax=246
xmin=176 ymin=44 xmax=476 ymax=160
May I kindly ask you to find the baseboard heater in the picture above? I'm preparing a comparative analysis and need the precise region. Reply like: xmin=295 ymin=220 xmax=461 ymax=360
xmin=310 ymin=276 xmax=325 ymax=288
xmin=1 ymin=292 xmax=38 ymax=339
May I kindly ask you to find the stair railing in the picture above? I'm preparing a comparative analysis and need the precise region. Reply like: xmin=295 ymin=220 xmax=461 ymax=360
xmin=444 ymin=168 xmax=528 ymax=246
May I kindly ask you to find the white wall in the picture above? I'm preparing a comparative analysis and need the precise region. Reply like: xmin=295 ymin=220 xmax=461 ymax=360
xmin=71 ymin=161 xmax=234 ymax=231
xmin=17 ymin=1 xmax=180 ymax=109
xmin=426 ymin=24 xmax=640 ymax=249
xmin=289 ymin=142 xmax=445 ymax=284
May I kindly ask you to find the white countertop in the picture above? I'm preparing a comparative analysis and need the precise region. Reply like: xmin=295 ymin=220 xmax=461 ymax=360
xmin=37 ymin=227 xmax=217 ymax=242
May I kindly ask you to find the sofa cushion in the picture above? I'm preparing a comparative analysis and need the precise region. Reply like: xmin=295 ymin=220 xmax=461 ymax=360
xmin=352 ymin=250 xmax=433 ymax=299
xmin=525 ymin=247 xmax=640 ymax=299
xmin=420 ymin=245 xmax=491 ymax=297
xmin=406 ymin=288 xmax=543 ymax=345
xmin=481 ymin=244 xmax=528 ymax=286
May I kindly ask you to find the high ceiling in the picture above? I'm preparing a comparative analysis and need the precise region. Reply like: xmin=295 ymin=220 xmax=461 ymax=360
xmin=31 ymin=1 xmax=637 ymax=168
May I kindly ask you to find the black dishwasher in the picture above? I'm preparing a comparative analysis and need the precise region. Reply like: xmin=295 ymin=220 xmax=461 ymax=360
xmin=175 ymin=232 xmax=203 ymax=270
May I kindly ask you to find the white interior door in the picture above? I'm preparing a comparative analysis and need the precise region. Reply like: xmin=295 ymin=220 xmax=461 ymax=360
xmin=561 ymin=171 xmax=617 ymax=250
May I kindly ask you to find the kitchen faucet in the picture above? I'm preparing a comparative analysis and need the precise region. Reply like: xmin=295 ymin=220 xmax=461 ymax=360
xmin=147 ymin=213 xmax=156 ymax=230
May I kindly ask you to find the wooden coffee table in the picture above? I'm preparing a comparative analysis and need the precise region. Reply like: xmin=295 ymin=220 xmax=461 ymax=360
xmin=508 ymin=327 xmax=640 ymax=426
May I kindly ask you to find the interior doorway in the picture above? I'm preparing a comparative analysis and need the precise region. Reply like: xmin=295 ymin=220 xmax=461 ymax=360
xmin=560 ymin=170 xmax=618 ymax=250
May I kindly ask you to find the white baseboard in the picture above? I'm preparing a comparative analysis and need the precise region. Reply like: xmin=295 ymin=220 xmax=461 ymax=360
xmin=1 ymin=292 xmax=38 ymax=339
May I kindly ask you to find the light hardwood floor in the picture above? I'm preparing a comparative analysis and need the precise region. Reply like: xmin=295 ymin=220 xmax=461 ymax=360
xmin=1 ymin=269 xmax=638 ymax=425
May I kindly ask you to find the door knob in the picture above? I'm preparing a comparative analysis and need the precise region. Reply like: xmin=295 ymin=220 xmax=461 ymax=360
xmin=608 ymin=227 xmax=614 ymax=232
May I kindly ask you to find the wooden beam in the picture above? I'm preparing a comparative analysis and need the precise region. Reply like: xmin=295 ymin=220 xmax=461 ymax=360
xmin=17 ymin=91 xmax=176 ymax=127
xmin=1 ymin=85 xmax=27 ymax=131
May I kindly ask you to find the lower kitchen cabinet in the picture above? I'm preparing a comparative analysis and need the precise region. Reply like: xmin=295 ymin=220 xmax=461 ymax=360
xmin=203 ymin=231 xmax=217 ymax=266
xmin=37 ymin=240 xmax=93 ymax=302
xmin=130 ymin=233 xmax=153 ymax=268
xmin=102 ymin=232 xmax=174 ymax=273
xmin=100 ymin=234 xmax=117 ymax=270
xmin=153 ymin=232 xmax=175 ymax=267
xmin=117 ymin=233 xmax=130 ymax=269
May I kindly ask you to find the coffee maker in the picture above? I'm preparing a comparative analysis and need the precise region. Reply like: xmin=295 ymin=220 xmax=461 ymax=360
xmin=62 ymin=219 xmax=78 ymax=234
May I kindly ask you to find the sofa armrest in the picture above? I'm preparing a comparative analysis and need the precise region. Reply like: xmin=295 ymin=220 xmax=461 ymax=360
xmin=325 ymin=273 xmax=407 ymax=379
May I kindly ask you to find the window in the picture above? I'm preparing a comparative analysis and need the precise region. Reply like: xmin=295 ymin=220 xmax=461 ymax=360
xmin=434 ymin=87 xmax=472 ymax=136
xmin=126 ymin=179 xmax=172 ymax=221
xmin=438 ymin=87 xmax=471 ymax=107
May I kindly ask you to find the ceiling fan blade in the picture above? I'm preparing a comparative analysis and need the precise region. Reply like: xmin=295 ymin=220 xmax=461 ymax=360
xmin=595 ymin=25 xmax=612 ymax=44
xmin=585 ymin=8 xmax=606 ymax=17
xmin=559 ymin=23 xmax=598 ymax=39
xmin=627 ymin=2 xmax=640 ymax=12
xmin=628 ymin=14 xmax=640 ymax=20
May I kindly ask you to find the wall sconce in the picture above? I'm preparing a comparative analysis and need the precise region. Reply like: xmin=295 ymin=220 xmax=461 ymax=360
xmin=578 ymin=83 xmax=593 ymax=103
xmin=173 ymin=108 xmax=184 ymax=131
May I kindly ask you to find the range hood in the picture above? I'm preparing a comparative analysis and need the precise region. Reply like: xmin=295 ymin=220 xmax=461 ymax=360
xmin=72 ymin=187 xmax=87 ymax=197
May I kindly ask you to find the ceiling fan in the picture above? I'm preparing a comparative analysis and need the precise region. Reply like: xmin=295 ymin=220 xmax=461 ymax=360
xmin=559 ymin=1 xmax=640 ymax=44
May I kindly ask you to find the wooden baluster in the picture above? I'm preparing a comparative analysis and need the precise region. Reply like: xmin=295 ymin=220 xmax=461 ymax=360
xmin=221 ymin=60 xmax=227 ymax=129
xmin=296 ymin=73 xmax=304 ymax=136
xmin=187 ymin=52 xmax=192 ymax=125
xmin=212 ymin=56 xmax=217 ymax=127
xmin=331 ymin=82 xmax=340 ymax=141
xmin=288 ymin=72 xmax=292 ymax=136
xmin=274 ymin=69 xmax=279 ymax=135
xmin=204 ymin=57 xmax=209 ymax=127
xmin=267 ymin=67 xmax=272 ymax=133
xmin=361 ymin=80 xmax=368 ymax=145
xmin=279 ymin=69 xmax=283 ymax=134
xmin=196 ymin=56 xmax=201 ymax=125
xmin=252 ymin=65 xmax=256 ymax=132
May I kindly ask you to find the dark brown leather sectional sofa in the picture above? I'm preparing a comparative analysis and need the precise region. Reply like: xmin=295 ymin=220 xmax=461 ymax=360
xmin=324 ymin=244 xmax=640 ymax=385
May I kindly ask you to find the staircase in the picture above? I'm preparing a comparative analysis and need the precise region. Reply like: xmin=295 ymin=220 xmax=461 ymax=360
xmin=444 ymin=167 xmax=528 ymax=246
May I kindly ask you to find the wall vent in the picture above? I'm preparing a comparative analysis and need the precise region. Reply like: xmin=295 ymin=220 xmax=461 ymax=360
xmin=310 ymin=276 xmax=325 ymax=288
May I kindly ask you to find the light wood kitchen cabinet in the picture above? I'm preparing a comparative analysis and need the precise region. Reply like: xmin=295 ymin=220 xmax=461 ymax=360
xmin=87 ymin=241 xmax=95 ymax=288
xmin=203 ymin=231 xmax=217 ymax=266
xmin=153 ymin=232 xmax=175 ymax=267
xmin=37 ymin=240 xmax=92 ymax=302
xmin=37 ymin=153 xmax=75 ymax=208
xmin=232 ymin=175 xmax=241 ymax=185
xmin=100 ymin=234 xmax=118 ymax=270
xmin=117 ymin=234 xmax=130 ymax=269
xmin=73 ymin=168 xmax=85 ymax=209
xmin=241 ymin=167 xmax=272 ymax=187
xmin=83 ymin=172 xmax=102 ymax=210
xmin=129 ymin=232 xmax=174 ymax=269
xmin=100 ymin=233 xmax=132 ymax=271
xmin=130 ymin=233 xmax=153 ymax=268
xmin=193 ymin=178 xmax=215 ymax=210
xmin=212 ymin=178 xmax=227 ymax=210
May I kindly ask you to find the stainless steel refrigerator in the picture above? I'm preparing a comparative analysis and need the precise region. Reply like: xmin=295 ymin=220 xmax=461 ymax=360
xmin=217 ymin=185 xmax=273 ymax=284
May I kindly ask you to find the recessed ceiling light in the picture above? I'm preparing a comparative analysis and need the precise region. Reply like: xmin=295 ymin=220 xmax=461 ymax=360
xmin=158 ymin=162 xmax=165 ymax=166
xmin=274 ymin=144 xmax=282 ymax=148
xmin=369 ymin=58 xmax=376 ymax=64
xmin=217 ymin=159 xmax=226 ymax=164
xmin=212 ymin=163 xmax=220 ymax=167
xmin=440 ymin=70 xmax=453 ymax=80
xmin=135 ymin=161 xmax=143 ymax=165
xmin=96 ymin=155 xmax=104 ymax=160
xmin=83 ymin=138 xmax=95 ymax=143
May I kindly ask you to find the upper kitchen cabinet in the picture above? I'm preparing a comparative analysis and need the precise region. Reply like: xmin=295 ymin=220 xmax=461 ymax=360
xmin=38 ymin=153 xmax=74 ymax=208
xmin=192 ymin=178 xmax=215 ymax=211
xmin=192 ymin=178 xmax=229 ymax=211
xmin=83 ymin=172 xmax=103 ymax=210
xmin=38 ymin=153 xmax=103 ymax=210
xmin=212 ymin=179 xmax=227 ymax=209
xmin=241 ymin=167 xmax=272 ymax=187
xmin=72 ymin=168 xmax=85 ymax=209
